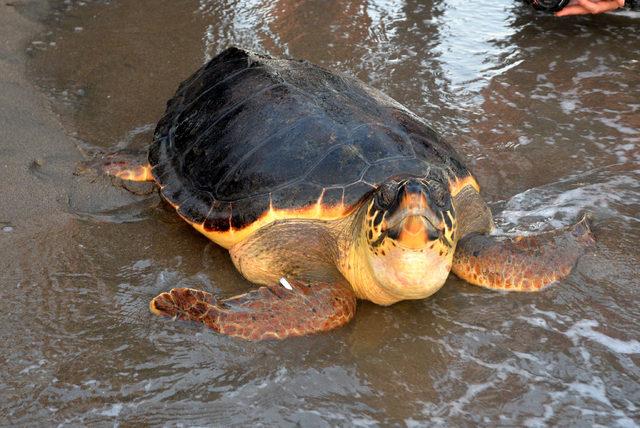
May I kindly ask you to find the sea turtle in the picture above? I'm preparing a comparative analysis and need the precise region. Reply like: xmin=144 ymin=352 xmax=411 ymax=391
xmin=106 ymin=47 xmax=594 ymax=340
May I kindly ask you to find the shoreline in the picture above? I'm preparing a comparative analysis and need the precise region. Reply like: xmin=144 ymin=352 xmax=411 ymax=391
xmin=0 ymin=0 xmax=79 ymax=238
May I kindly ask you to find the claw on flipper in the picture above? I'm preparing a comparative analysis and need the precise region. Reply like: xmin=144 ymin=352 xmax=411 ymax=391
xmin=452 ymin=214 xmax=595 ymax=291
xmin=150 ymin=288 xmax=215 ymax=320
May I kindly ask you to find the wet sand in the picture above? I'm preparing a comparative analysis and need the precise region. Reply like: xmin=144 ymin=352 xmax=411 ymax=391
xmin=0 ymin=2 xmax=168 ymax=422
xmin=2 ymin=0 xmax=640 ymax=425
xmin=0 ymin=1 xmax=74 ymax=234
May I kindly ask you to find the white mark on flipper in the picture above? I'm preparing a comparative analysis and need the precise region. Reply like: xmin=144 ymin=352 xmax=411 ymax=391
xmin=279 ymin=277 xmax=293 ymax=290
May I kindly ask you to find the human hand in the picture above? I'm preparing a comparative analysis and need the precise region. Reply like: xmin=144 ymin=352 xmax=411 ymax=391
xmin=555 ymin=0 xmax=624 ymax=16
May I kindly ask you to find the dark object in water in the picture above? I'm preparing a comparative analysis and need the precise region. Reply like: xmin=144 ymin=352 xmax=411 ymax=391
xmin=530 ymin=0 xmax=571 ymax=12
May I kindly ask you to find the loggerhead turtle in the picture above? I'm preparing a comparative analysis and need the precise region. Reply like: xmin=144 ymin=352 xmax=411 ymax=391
xmin=107 ymin=47 xmax=594 ymax=340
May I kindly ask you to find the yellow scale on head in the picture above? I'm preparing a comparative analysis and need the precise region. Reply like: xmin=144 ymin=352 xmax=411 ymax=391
xmin=364 ymin=200 xmax=387 ymax=256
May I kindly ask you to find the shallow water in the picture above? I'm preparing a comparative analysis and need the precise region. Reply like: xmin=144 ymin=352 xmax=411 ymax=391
xmin=3 ymin=0 xmax=639 ymax=425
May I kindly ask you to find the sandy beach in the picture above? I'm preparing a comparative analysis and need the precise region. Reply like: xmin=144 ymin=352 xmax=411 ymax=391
xmin=0 ymin=1 xmax=77 ymax=235
xmin=0 ymin=0 xmax=155 ymax=247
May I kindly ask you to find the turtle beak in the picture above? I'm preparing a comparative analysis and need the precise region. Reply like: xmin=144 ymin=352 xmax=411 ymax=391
xmin=386 ymin=180 xmax=447 ymax=249
xmin=398 ymin=216 xmax=439 ymax=249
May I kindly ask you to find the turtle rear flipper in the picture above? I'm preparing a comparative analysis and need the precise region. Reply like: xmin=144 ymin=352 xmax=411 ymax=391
xmin=101 ymin=155 xmax=154 ymax=182
xmin=452 ymin=214 xmax=595 ymax=291
xmin=77 ymin=151 xmax=154 ymax=183
xmin=150 ymin=280 xmax=357 ymax=340
xmin=103 ymin=162 xmax=153 ymax=182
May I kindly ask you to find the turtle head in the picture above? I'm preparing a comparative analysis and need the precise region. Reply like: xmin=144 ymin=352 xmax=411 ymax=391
xmin=360 ymin=176 xmax=457 ymax=302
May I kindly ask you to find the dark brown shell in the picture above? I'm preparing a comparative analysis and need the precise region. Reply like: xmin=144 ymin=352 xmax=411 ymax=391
xmin=149 ymin=47 xmax=471 ymax=232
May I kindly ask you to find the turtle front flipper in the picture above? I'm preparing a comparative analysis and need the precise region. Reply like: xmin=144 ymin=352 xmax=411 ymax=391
xmin=452 ymin=215 xmax=595 ymax=291
xmin=150 ymin=279 xmax=357 ymax=340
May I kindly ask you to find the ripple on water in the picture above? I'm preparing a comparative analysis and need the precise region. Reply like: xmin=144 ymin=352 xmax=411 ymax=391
xmin=496 ymin=164 xmax=640 ymax=232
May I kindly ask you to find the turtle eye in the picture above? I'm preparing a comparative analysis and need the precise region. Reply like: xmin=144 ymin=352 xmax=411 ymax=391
xmin=429 ymin=182 xmax=450 ymax=208
xmin=375 ymin=181 xmax=398 ymax=208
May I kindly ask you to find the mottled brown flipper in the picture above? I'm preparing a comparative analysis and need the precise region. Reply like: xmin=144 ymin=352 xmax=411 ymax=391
xmin=149 ymin=279 xmax=357 ymax=340
xmin=452 ymin=215 xmax=595 ymax=291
